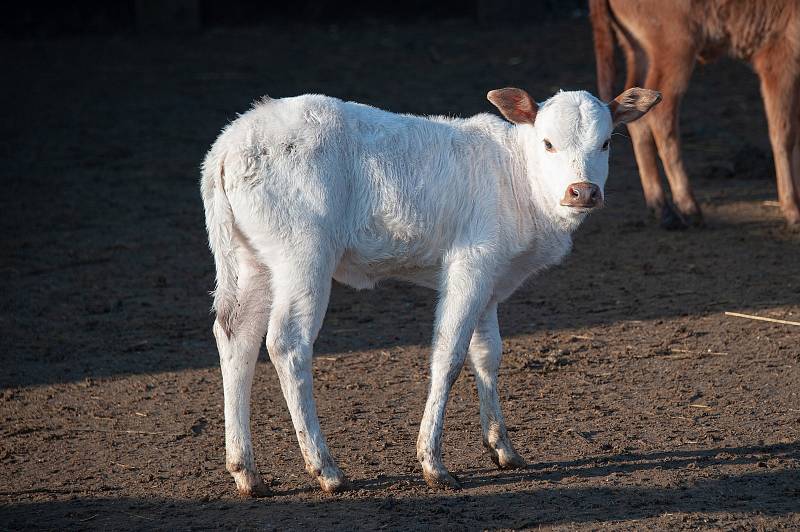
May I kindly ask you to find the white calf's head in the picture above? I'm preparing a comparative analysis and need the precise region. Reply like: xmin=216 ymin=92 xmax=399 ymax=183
xmin=488 ymin=87 xmax=660 ymax=223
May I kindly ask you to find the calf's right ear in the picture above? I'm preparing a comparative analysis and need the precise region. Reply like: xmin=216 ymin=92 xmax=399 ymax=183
xmin=610 ymin=87 xmax=661 ymax=125
xmin=487 ymin=88 xmax=538 ymax=125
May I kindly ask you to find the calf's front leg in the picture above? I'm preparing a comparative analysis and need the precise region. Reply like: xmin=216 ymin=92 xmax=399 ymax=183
xmin=417 ymin=253 xmax=493 ymax=489
xmin=468 ymin=302 xmax=526 ymax=469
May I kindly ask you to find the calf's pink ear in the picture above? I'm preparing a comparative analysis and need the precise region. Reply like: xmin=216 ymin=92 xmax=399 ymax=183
xmin=610 ymin=87 xmax=661 ymax=125
xmin=487 ymin=88 xmax=538 ymax=125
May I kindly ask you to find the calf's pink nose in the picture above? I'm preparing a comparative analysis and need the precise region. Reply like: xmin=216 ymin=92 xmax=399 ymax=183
xmin=560 ymin=182 xmax=602 ymax=208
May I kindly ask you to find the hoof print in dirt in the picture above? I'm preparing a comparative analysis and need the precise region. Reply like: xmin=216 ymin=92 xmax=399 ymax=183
xmin=544 ymin=350 xmax=571 ymax=369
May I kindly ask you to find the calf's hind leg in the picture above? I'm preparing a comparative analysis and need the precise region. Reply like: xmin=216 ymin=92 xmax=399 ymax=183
xmin=468 ymin=302 xmax=526 ymax=469
xmin=265 ymin=249 xmax=348 ymax=493
xmin=214 ymin=243 xmax=271 ymax=497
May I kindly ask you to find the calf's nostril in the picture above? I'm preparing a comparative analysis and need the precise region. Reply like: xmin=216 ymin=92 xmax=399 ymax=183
xmin=571 ymin=187 xmax=580 ymax=198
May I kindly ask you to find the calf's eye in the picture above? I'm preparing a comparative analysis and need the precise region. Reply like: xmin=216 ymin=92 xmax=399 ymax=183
xmin=601 ymin=139 xmax=610 ymax=151
xmin=543 ymin=139 xmax=555 ymax=152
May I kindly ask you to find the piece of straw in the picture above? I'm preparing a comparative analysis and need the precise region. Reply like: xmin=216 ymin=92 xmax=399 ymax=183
xmin=724 ymin=311 xmax=800 ymax=327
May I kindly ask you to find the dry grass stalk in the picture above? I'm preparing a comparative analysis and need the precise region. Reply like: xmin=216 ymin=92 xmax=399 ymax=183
xmin=725 ymin=311 xmax=800 ymax=327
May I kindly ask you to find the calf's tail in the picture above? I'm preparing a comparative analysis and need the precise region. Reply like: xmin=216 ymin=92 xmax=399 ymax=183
xmin=201 ymin=147 xmax=238 ymax=337
xmin=589 ymin=0 xmax=616 ymax=102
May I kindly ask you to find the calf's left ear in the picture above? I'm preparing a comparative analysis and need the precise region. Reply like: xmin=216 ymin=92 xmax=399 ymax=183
xmin=487 ymin=88 xmax=538 ymax=125
xmin=609 ymin=87 xmax=661 ymax=126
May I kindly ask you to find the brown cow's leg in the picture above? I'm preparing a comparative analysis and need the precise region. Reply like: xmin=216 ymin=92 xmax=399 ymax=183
xmin=754 ymin=44 xmax=800 ymax=229
xmin=645 ymin=57 xmax=703 ymax=227
xmin=627 ymin=120 xmax=685 ymax=228
xmin=793 ymin=124 xmax=800 ymax=209
xmin=616 ymin=28 xmax=682 ymax=228
xmin=791 ymin=86 xmax=800 ymax=227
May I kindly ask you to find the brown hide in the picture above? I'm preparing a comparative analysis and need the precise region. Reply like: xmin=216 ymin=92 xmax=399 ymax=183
xmin=590 ymin=0 xmax=800 ymax=229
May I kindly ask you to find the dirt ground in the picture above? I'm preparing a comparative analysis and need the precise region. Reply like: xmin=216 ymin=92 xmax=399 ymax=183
xmin=2 ymin=17 xmax=799 ymax=531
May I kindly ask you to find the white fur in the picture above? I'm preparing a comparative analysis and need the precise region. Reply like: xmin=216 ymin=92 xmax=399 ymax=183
xmin=201 ymin=89 xmax=620 ymax=494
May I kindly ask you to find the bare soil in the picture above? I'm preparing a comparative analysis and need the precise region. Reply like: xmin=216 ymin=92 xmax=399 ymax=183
xmin=1 ymin=19 xmax=799 ymax=531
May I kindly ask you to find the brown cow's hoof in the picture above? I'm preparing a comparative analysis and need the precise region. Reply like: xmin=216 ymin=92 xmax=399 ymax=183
xmin=681 ymin=210 xmax=704 ymax=228
xmin=423 ymin=469 xmax=462 ymax=490
xmin=660 ymin=202 xmax=688 ymax=230
xmin=784 ymin=209 xmax=800 ymax=232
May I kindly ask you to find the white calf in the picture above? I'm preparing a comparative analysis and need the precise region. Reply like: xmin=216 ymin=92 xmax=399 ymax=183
xmin=201 ymin=86 xmax=660 ymax=496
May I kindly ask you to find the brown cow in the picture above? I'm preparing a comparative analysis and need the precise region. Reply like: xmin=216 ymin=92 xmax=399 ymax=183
xmin=590 ymin=0 xmax=800 ymax=229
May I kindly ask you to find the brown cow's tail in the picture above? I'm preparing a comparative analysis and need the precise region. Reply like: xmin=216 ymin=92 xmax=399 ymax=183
xmin=589 ymin=0 xmax=616 ymax=102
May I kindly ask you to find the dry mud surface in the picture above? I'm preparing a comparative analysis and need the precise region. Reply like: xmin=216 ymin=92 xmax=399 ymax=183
xmin=1 ymin=19 xmax=799 ymax=531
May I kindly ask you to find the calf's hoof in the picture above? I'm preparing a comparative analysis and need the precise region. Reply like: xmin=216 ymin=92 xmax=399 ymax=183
xmin=309 ymin=463 xmax=351 ymax=493
xmin=317 ymin=473 xmax=351 ymax=493
xmin=487 ymin=446 xmax=527 ymax=470
xmin=227 ymin=463 xmax=270 ymax=498
xmin=237 ymin=479 xmax=271 ymax=498
xmin=423 ymin=469 xmax=462 ymax=490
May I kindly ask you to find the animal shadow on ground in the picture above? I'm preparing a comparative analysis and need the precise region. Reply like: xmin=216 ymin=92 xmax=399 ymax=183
xmin=2 ymin=441 xmax=797 ymax=530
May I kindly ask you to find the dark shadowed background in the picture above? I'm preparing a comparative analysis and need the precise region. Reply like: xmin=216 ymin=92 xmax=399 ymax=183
xmin=2 ymin=0 xmax=587 ymax=37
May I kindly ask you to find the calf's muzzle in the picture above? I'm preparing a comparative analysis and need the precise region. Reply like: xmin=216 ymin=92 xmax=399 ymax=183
xmin=560 ymin=182 xmax=602 ymax=209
